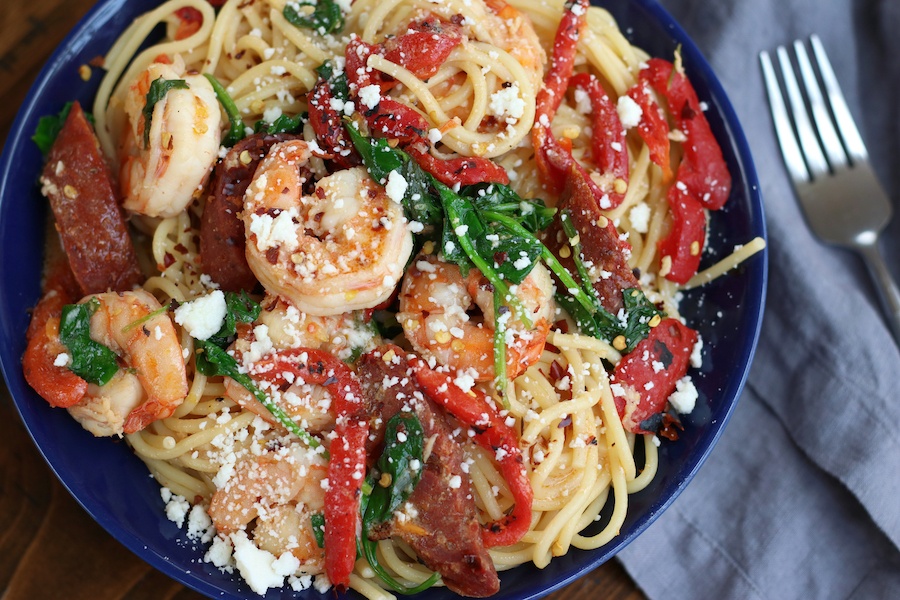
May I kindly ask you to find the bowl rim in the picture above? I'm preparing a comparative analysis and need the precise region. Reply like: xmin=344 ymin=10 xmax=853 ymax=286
xmin=0 ymin=0 xmax=768 ymax=598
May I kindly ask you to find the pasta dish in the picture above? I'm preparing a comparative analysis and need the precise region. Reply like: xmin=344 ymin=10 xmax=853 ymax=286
xmin=22 ymin=0 xmax=765 ymax=597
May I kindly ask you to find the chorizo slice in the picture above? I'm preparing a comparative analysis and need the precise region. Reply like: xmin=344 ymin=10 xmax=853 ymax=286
xmin=39 ymin=102 xmax=143 ymax=294
xmin=358 ymin=346 xmax=500 ymax=598
xmin=543 ymin=164 xmax=640 ymax=314
xmin=199 ymin=132 xmax=303 ymax=291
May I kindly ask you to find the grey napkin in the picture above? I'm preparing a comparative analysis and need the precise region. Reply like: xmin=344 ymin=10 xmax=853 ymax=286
xmin=618 ymin=1 xmax=900 ymax=598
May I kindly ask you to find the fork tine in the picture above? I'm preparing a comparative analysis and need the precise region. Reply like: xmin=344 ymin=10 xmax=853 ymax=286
xmin=776 ymin=45 xmax=830 ymax=179
xmin=760 ymin=50 xmax=810 ymax=183
xmin=793 ymin=40 xmax=848 ymax=170
xmin=810 ymin=34 xmax=869 ymax=163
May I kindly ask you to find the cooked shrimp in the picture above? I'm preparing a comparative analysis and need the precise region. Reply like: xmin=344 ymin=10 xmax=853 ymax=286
xmin=74 ymin=290 xmax=188 ymax=435
xmin=25 ymin=289 xmax=188 ymax=436
xmin=209 ymin=443 xmax=327 ymax=573
xmin=484 ymin=0 xmax=546 ymax=93
xmin=397 ymin=254 xmax=553 ymax=381
xmin=67 ymin=370 xmax=146 ymax=437
xmin=242 ymin=140 xmax=413 ymax=316
xmin=224 ymin=293 xmax=379 ymax=431
xmin=119 ymin=54 xmax=221 ymax=218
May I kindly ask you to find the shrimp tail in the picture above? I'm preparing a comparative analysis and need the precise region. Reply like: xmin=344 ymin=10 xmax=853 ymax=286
xmin=23 ymin=262 xmax=88 ymax=408
xmin=123 ymin=399 xmax=171 ymax=434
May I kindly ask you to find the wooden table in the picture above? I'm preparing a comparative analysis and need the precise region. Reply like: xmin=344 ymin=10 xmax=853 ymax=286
xmin=0 ymin=1 xmax=648 ymax=598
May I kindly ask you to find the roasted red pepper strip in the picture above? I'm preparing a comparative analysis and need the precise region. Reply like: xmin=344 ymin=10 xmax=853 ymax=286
xmin=346 ymin=35 xmax=508 ymax=186
xmin=252 ymin=349 xmax=368 ymax=592
xmin=626 ymin=80 xmax=672 ymax=181
xmin=642 ymin=58 xmax=731 ymax=210
xmin=570 ymin=72 xmax=628 ymax=206
xmin=366 ymin=98 xmax=431 ymax=142
xmin=658 ymin=182 xmax=705 ymax=284
xmin=611 ymin=318 xmax=697 ymax=435
xmin=409 ymin=357 xmax=533 ymax=548
xmin=533 ymin=0 xmax=588 ymax=195
xmin=406 ymin=145 xmax=510 ymax=186
xmin=174 ymin=7 xmax=203 ymax=41
xmin=383 ymin=17 xmax=463 ymax=79
xmin=346 ymin=39 xmax=392 ymax=93
xmin=308 ymin=78 xmax=360 ymax=169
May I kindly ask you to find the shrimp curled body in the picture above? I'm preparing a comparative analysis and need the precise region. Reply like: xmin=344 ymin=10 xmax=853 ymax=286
xmin=208 ymin=444 xmax=327 ymax=575
xmin=119 ymin=55 xmax=221 ymax=218
xmin=224 ymin=293 xmax=379 ymax=432
xmin=398 ymin=254 xmax=553 ymax=381
xmin=243 ymin=140 xmax=413 ymax=316
xmin=27 ymin=289 xmax=189 ymax=436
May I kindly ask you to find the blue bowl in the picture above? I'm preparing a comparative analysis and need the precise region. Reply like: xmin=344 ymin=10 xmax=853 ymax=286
xmin=0 ymin=1 xmax=767 ymax=599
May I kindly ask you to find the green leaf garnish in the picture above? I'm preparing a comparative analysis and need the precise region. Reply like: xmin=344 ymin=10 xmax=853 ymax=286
xmin=283 ymin=1 xmax=345 ymax=35
xmin=143 ymin=78 xmax=189 ymax=148
xmin=194 ymin=340 xmax=326 ymax=456
xmin=358 ymin=413 xmax=440 ymax=594
xmin=203 ymin=73 xmax=245 ymax=147
xmin=311 ymin=512 xmax=326 ymax=548
xmin=253 ymin=113 xmax=305 ymax=135
xmin=315 ymin=60 xmax=350 ymax=101
xmin=188 ymin=291 xmax=322 ymax=454
xmin=32 ymin=102 xmax=94 ymax=155
xmin=59 ymin=299 xmax=119 ymax=386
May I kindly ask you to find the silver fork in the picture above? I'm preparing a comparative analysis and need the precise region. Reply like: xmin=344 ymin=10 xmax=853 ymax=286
xmin=760 ymin=35 xmax=900 ymax=345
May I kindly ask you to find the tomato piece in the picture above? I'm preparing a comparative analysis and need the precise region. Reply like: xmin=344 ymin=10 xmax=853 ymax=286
xmin=543 ymin=164 xmax=639 ymax=314
xmin=174 ymin=7 xmax=203 ymax=41
xmin=570 ymin=72 xmax=628 ymax=208
xmin=658 ymin=182 xmax=706 ymax=284
xmin=308 ymin=77 xmax=360 ymax=169
xmin=642 ymin=58 xmax=731 ymax=210
xmin=611 ymin=318 xmax=697 ymax=435
xmin=383 ymin=17 xmax=462 ymax=79
xmin=406 ymin=145 xmax=510 ymax=186
xmin=626 ymin=80 xmax=672 ymax=181
xmin=410 ymin=357 xmax=533 ymax=548
xmin=252 ymin=349 xmax=368 ymax=592
xmin=533 ymin=0 xmax=588 ymax=194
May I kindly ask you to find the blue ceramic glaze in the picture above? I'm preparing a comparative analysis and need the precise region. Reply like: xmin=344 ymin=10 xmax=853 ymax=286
xmin=0 ymin=1 xmax=767 ymax=598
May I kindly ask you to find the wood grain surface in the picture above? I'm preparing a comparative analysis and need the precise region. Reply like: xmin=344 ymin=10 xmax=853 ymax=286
xmin=0 ymin=1 xmax=648 ymax=598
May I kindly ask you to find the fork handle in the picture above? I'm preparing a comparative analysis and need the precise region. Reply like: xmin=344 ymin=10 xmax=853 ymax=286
xmin=857 ymin=241 xmax=900 ymax=346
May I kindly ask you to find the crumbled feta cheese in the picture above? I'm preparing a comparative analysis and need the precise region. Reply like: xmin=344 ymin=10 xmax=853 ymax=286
xmin=231 ymin=531 xmax=294 ymax=595
xmin=448 ymin=475 xmax=462 ymax=489
xmin=668 ymin=376 xmax=698 ymax=414
xmin=359 ymin=84 xmax=381 ymax=109
xmin=174 ymin=290 xmax=227 ymax=341
xmin=53 ymin=353 xmax=70 ymax=367
xmin=205 ymin=534 xmax=235 ymax=571
xmin=617 ymin=95 xmax=643 ymax=129
xmin=690 ymin=335 xmax=704 ymax=368
xmin=262 ymin=106 xmax=283 ymax=123
xmin=629 ymin=202 xmax=651 ymax=234
xmin=249 ymin=207 xmax=300 ymax=253
xmin=385 ymin=171 xmax=408 ymax=204
xmin=161 ymin=488 xmax=190 ymax=528
xmin=187 ymin=505 xmax=215 ymax=543
xmin=488 ymin=82 xmax=526 ymax=121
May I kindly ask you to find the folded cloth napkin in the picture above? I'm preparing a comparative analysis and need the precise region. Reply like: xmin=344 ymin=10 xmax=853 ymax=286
xmin=618 ymin=0 xmax=900 ymax=598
